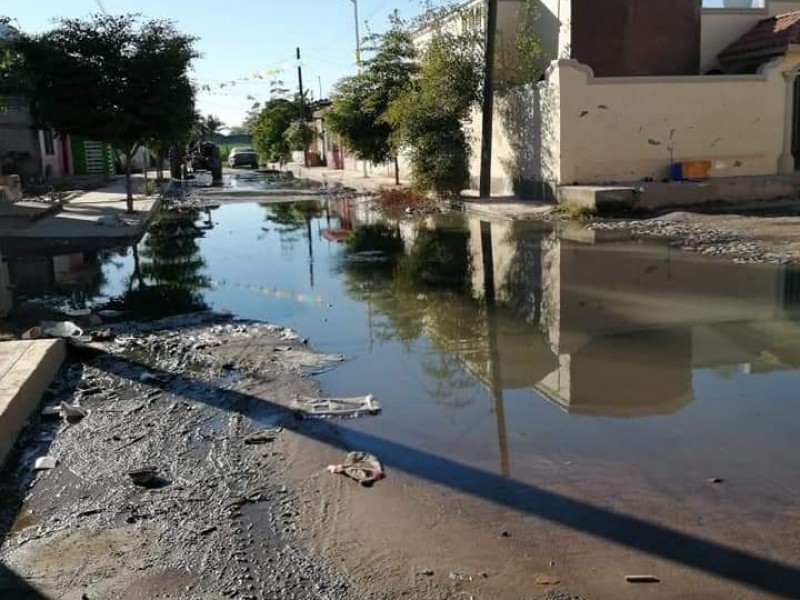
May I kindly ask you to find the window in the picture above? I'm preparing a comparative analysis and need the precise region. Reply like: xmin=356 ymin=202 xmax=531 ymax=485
xmin=42 ymin=130 xmax=55 ymax=156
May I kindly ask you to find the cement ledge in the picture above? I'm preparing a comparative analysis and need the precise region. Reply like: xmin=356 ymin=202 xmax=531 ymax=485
xmin=0 ymin=340 xmax=66 ymax=467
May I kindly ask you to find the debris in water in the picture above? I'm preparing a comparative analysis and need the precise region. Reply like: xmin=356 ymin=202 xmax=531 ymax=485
xmin=41 ymin=321 xmax=83 ymax=339
xmin=244 ymin=428 xmax=282 ymax=445
xmin=21 ymin=327 xmax=42 ymax=340
xmin=292 ymin=394 xmax=380 ymax=419
xmin=139 ymin=372 xmax=160 ymax=384
xmin=625 ymin=575 xmax=661 ymax=584
xmin=34 ymin=456 xmax=57 ymax=471
xmin=327 ymin=451 xmax=385 ymax=487
xmin=128 ymin=467 xmax=170 ymax=489
xmin=60 ymin=402 xmax=89 ymax=424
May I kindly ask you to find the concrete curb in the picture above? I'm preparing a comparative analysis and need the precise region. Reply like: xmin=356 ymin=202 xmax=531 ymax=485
xmin=0 ymin=340 xmax=66 ymax=467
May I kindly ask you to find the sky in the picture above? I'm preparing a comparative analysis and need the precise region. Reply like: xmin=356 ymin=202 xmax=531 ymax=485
xmin=4 ymin=0 xmax=764 ymax=125
xmin=4 ymin=0 xmax=428 ymax=127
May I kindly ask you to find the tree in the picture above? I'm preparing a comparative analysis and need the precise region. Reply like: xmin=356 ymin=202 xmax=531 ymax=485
xmin=193 ymin=113 xmax=225 ymax=140
xmin=251 ymin=97 xmax=296 ymax=165
xmin=327 ymin=13 xmax=417 ymax=185
xmin=385 ymin=23 xmax=483 ymax=197
xmin=14 ymin=14 xmax=197 ymax=211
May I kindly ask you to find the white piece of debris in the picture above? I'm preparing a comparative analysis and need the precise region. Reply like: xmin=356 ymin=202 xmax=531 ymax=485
xmin=41 ymin=321 xmax=84 ymax=339
xmin=34 ymin=456 xmax=57 ymax=471
xmin=292 ymin=394 xmax=381 ymax=419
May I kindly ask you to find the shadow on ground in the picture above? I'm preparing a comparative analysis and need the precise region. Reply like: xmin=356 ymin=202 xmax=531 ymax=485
xmin=78 ymin=350 xmax=800 ymax=600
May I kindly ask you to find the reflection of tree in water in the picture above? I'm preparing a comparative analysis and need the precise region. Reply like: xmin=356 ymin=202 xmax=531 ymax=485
xmin=109 ymin=213 xmax=211 ymax=317
xmin=498 ymin=223 xmax=545 ymax=324
xmin=419 ymin=350 xmax=480 ymax=413
xmin=262 ymin=201 xmax=324 ymax=256
xmin=341 ymin=222 xmax=482 ymax=411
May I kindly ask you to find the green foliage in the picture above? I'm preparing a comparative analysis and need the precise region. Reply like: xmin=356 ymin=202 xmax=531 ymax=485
xmin=327 ymin=13 xmax=417 ymax=168
xmin=251 ymin=98 xmax=296 ymax=164
xmin=386 ymin=26 xmax=483 ymax=197
xmin=193 ymin=114 xmax=224 ymax=140
xmin=13 ymin=14 xmax=197 ymax=208
xmin=496 ymin=0 xmax=548 ymax=91
xmin=284 ymin=120 xmax=315 ymax=152
xmin=347 ymin=224 xmax=403 ymax=255
xmin=143 ymin=179 xmax=158 ymax=197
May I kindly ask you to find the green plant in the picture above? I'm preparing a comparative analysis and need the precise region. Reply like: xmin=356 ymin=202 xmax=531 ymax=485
xmin=327 ymin=13 xmax=417 ymax=185
xmin=143 ymin=179 xmax=157 ymax=196
xmin=385 ymin=24 xmax=483 ymax=198
xmin=284 ymin=120 xmax=315 ymax=151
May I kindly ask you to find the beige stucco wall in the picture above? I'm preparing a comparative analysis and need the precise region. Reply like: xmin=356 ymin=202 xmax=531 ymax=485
xmin=552 ymin=57 xmax=797 ymax=184
xmin=701 ymin=1 xmax=800 ymax=72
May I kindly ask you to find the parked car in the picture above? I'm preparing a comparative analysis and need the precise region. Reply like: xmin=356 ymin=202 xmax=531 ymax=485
xmin=228 ymin=147 xmax=259 ymax=169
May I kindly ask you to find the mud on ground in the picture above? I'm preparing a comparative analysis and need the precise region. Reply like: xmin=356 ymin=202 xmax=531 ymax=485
xmin=0 ymin=313 xmax=360 ymax=600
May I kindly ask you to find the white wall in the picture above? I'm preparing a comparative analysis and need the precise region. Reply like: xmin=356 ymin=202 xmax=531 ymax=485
xmin=552 ymin=57 xmax=795 ymax=184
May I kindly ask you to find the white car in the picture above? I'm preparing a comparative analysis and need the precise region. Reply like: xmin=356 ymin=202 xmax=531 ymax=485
xmin=228 ymin=147 xmax=259 ymax=169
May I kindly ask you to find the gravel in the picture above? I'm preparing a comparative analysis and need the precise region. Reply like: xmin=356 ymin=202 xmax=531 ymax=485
xmin=590 ymin=215 xmax=798 ymax=265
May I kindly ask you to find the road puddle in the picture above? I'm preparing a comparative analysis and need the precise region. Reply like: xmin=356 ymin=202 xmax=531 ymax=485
xmin=2 ymin=195 xmax=799 ymax=598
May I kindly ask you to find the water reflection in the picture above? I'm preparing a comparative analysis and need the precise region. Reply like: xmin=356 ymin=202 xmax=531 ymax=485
xmin=335 ymin=208 xmax=800 ymax=423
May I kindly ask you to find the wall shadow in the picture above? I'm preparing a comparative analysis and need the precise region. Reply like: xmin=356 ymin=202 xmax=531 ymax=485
xmin=82 ymin=349 xmax=800 ymax=600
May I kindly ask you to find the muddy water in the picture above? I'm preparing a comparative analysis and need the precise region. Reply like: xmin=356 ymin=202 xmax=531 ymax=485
xmin=4 ymin=197 xmax=800 ymax=596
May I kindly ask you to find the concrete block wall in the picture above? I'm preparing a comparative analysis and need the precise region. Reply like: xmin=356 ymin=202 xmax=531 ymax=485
xmin=0 ymin=340 xmax=66 ymax=466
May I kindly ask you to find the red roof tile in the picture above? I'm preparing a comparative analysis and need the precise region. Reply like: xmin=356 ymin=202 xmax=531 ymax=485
xmin=719 ymin=10 xmax=800 ymax=68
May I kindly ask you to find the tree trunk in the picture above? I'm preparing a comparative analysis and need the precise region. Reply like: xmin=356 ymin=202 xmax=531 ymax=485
xmin=394 ymin=155 xmax=400 ymax=186
xmin=125 ymin=151 xmax=134 ymax=213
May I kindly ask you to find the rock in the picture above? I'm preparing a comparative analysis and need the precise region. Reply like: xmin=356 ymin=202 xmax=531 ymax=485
xmin=418 ymin=569 xmax=434 ymax=577
xmin=535 ymin=574 xmax=561 ymax=585
xmin=34 ymin=456 xmax=57 ymax=471
xmin=625 ymin=574 xmax=660 ymax=583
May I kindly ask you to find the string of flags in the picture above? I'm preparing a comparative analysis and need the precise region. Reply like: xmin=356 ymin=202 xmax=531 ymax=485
xmin=194 ymin=60 xmax=307 ymax=94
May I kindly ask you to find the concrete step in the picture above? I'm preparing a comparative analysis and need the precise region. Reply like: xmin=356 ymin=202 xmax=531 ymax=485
xmin=0 ymin=340 xmax=66 ymax=466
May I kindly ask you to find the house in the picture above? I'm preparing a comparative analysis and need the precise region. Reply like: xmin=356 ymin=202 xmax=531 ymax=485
xmin=390 ymin=0 xmax=800 ymax=203
xmin=459 ymin=0 xmax=800 ymax=200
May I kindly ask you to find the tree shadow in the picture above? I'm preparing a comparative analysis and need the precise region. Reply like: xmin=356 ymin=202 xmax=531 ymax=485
xmin=79 ymin=349 xmax=800 ymax=600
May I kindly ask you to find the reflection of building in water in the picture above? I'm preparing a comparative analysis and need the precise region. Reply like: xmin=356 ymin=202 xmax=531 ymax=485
xmin=467 ymin=216 xmax=800 ymax=418
xmin=7 ymin=252 xmax=99 ymax=295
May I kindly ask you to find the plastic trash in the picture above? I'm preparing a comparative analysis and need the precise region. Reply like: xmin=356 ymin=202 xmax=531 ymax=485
xmin=292 ymin=394 xmax=380 ymax=419
xmin=60 ymin=402 xmax=88 ymax=424
xmin=327 ymin=451 xmax=385 ymax=487
xmin=244 ymin=427 xmax=282 ymax=445
xmin=21 ymin=327 xmax=42 ymax=340
xmin=34 ymin=456 xmax=57 ymax=471
xmin=41 ymin=321 xmax=83 ymax=339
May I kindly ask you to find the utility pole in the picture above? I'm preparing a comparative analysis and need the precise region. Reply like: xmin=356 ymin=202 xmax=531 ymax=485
xmin=296 ymin=46 xmax=309 ymax=168
xmin=350 ymin=0 xmax=362 ymax=72
xmin=479 ymin=0 xmax=499 ymax=199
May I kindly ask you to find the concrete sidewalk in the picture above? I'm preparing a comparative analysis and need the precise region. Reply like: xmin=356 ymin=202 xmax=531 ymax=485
xmin=286 ymin=163 xmax=407 ymax=192
xmin=0 ymin=339 xmax=65 ymax=466
xmin=0 ymin=177 xmax=159 ymax=241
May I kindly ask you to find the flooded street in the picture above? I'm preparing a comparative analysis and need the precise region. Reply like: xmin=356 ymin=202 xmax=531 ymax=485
xmin=2 ymin=185 xmax=799 ymax=599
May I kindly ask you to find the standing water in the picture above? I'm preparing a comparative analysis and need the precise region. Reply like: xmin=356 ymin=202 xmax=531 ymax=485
xmin=2 ymin=192 xmax=799 ymax=597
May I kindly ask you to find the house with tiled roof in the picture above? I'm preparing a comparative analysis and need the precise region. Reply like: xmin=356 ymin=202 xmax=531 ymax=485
xmin=411 ymin=0 xmax=800 ymax=203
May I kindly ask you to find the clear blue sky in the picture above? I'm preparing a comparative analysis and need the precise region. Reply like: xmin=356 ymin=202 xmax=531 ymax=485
xmin=4 ymin=0 xmax=427 ymax=127
xmin=4 ymin=0 xmax=762 ymax=125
